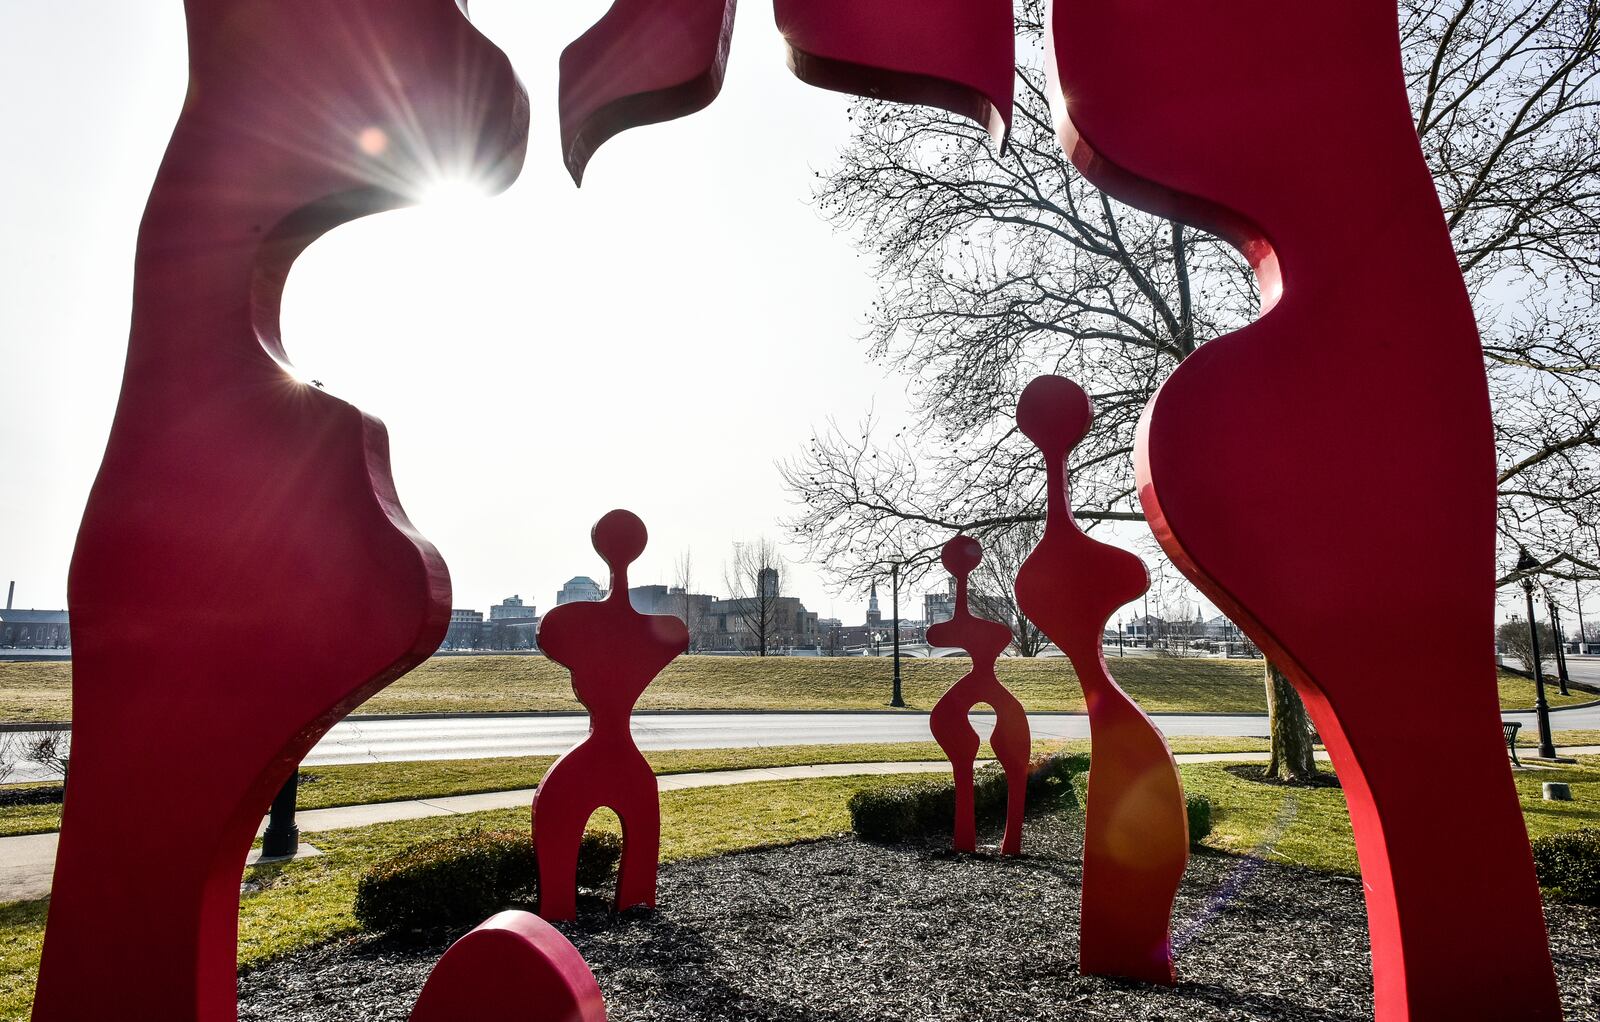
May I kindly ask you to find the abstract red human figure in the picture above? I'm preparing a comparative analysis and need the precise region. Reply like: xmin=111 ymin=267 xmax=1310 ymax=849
xmin=33 ymin=2 xmax=529 ymax=1019
xmin=1048 ymin=1 xmax=1561 ymax=1017
xmin=1014 ymin=375 xmax=1186 ymax=985
xmin=558 ymin=0 xmax=1013 ymax=183
xmin=410 ymin=912 xmax=607 ymax=1022
xmin=534 ymin=510 xmax=688 ymax=921
xmin=927 ymin=537 xmax=1032 ymax=855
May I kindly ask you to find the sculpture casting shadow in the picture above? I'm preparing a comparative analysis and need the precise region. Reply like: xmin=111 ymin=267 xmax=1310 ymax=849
xmin=926 ymin=536 xmax=1032 ymax=856
xmin=1014 ymin=375 xmax=1187 ymax=985
xmin=534 ymin=509 xmax=688 ymax=921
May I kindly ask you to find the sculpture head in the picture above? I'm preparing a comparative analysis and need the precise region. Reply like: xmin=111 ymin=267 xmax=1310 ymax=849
xmin=941 ymin=534 xmax=984 ymax=582
xmin=593 ymin=508 xmax=649 ymax=580
xmin=1017 ymin=375 xmax=1093 ymax=462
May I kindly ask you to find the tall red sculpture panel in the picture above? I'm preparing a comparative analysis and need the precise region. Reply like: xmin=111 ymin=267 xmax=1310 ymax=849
xmin=34 ymin=2 xmax=533 ymax=1019
xmin=775 ymin=0 xmax=1015 ymax=146
xmin=559 ymin=0 xmax=737 ymax=185
xmin=558 ymin=0 xmax=1014 ymax=184
xmin=1014 ymin=376 xmax=1186 ymax=985
xmin=534 ymin=510 xmax=688 ymax=921
xmin=926 ymin=537 xmax=1031 ymax=855
xmin=1048 ymin=1 xmax=1560 ymax=1017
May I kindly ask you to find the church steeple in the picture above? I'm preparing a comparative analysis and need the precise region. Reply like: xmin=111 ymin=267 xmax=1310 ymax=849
xmin=866 ymin=581 xmax=882 ymax=626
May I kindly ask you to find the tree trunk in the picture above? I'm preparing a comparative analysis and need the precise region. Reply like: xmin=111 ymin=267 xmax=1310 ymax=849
xmin=1264 ymin=660 xmax=1318 ymax=782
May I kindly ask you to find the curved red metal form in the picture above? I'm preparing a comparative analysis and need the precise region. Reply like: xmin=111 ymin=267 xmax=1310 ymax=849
xmin=1014 ymin=375 xmax=1187 ymax=985
xmin=31 ymin=3 xmax=528 ymax=1019
xmin=774 ymin=0 xmax=1015 ymax=146
xmin=410 ymin=911 xmax=608 ymax=1022
xmin=534 ymin=509 xmax=688 ymax=920
xmin=926 ymin=536 xmax=1032 ymax=855
xmin=559 ymin=0 xmax=737 ymax=185
xmin=1047 ymin=1 xmax=1560 ymax=1017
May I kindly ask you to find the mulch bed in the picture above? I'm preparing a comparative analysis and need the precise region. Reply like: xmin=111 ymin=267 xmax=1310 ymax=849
xmin=238 ymin=811 xmax=1600 ymax=1021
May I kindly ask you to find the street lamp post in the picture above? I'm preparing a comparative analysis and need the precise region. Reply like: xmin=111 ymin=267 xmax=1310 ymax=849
xmin=261 ymin=770 xmax=300 ymax=859
xmin=1518 ymin=548 xmax=1558 ymax=760
xmin=890 ymin=562 xmax=905 ymax=708
xmin=1546 ymin=592 xmax=1571 ymax=696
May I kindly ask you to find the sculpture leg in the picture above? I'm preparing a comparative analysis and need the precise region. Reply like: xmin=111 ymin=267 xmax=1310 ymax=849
xmin=614 ymin=794 xmax=660 ymax=912
xmin=950 ymin=758 xmax=976 ymax=853
xmin=988 ymin=710 xmax=1032 ymax=857
xmin=533 ymin=787 xmax=590 ymax=922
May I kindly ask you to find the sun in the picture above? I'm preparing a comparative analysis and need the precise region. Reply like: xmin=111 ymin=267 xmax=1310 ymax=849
xmin=417 ymin=177 xmax=490 ymax=207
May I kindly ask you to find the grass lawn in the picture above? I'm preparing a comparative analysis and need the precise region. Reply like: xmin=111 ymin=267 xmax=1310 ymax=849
xmin=4 ymin=752 xmax=1599 ymax=1016
xmin=0 ymin=773 xmax=903 ymax=1019
xmin=1182 ymin=754 xmax=1600 ymax=876
xmin=2 ymin=656 xmax=1584 ymax=723
xmin=0 ymin=736 xmax=1276 ymax=838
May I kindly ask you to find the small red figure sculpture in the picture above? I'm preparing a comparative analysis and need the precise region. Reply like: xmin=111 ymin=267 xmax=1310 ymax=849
xmin=1049 ymin=2 xmax=1562 ymax=1017
xmin=534 ymin=510 xmax=688 ymax=920
xmin=1014 ymin=375 xmax=1187 ymax=985
xmin=558 ymin=0 xmax=1014 ymax=184
xmin=34 ymin=2 xmax=528 ymax=1019
xmin=927 ymin=536 xmax=1033 ymax=855
xmin=410 ymin=911 xmax=607 ymax=1022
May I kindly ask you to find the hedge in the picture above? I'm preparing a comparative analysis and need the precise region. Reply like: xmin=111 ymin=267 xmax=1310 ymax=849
xmin=1186 ymin=794 xmax=1214 ymax=846
xmin=848 ymin=752 xmax=1088 ymax=844
xmin=1531 ymin=828 xmax=1600 ymax=905
xmin=355 ymin=828 xmax=621 ymax=932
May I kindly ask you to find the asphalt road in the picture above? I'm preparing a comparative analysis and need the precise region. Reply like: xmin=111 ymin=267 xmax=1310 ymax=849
xmin=5 ymin=711 xmax=1270 ymax=782
xmin=8 ymin=699 xmax=1599 ymax=782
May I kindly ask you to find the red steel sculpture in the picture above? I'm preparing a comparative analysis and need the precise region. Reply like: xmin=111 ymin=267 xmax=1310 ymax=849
xmin=1048 ymin=1 xmax=1561 ymax=1017
xmin=410 ymin=912 xmax=608 ymax=1022
xmin=559 ymin=0 xmax=1014 ymax=184
xmin=28 ymin=1 xmax=610 ymax=1020
xmin=1014 ymin=375 xmax=1186 ymax=985
xmin=533 ymin=509 xmax=689 ymax=921
xmin=926 ymin=536 xmax=1032 ymax=856
xmin=40 ymin=1 xmax=1564 ymax=1019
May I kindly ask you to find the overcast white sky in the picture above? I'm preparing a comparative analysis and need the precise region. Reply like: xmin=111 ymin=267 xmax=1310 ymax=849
xmin=0 ymin=1 xmax=941 ymax=625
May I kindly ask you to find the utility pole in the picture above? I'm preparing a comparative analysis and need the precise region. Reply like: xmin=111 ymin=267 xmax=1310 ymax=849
xmin=890 ymin=562 xmax=904 ymax=707
xmin=1578 ymin=579 xmax=1590 ymax=656
xmin=1547 ymin=593 xmax=1571 ymax=696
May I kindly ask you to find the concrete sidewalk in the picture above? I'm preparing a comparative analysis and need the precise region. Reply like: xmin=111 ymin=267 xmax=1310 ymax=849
xmin=3 ymin=748 xmax=1594 ymax=903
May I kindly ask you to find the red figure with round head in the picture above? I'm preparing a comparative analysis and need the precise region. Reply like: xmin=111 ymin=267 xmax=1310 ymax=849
xmin=1015 ymin=375 xmax=1187 ymax=986
xmin=927 ymin=536 xmax=1033 ymax=855
xmin=534 ymin=510 xmax=688 ymax=920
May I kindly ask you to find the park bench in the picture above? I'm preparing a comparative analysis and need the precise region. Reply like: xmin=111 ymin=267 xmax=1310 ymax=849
xmin=1503 ymin=721 xmax=1522 ymax=767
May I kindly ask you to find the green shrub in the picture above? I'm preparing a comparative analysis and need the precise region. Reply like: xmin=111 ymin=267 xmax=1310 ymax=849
xmin=354 ymin=828 xmax=621 ymax=931
xmin=1186 ymin=794 xmax=1214 ymax=847
xmin=1531 ymin=828 xmax=1600 ymax=905
xmin=849 ymin=752 xmax=1087 ymax=844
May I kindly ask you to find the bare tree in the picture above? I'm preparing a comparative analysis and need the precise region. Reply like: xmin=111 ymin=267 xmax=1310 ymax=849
xmin=23 ymin=732 xmax=70 ymax=782
xmin=786 ymin=0 xmax=1598 ymax=776
xmin=1499 ymin=617 xmax=1558 ymax=672
xmin=725 ymin=539 xmax=785 ymax=656
xmin=673 ymin=549 xmax=711 ymax=652
xmin=0 ymin=734 xmax=23 ymax=786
